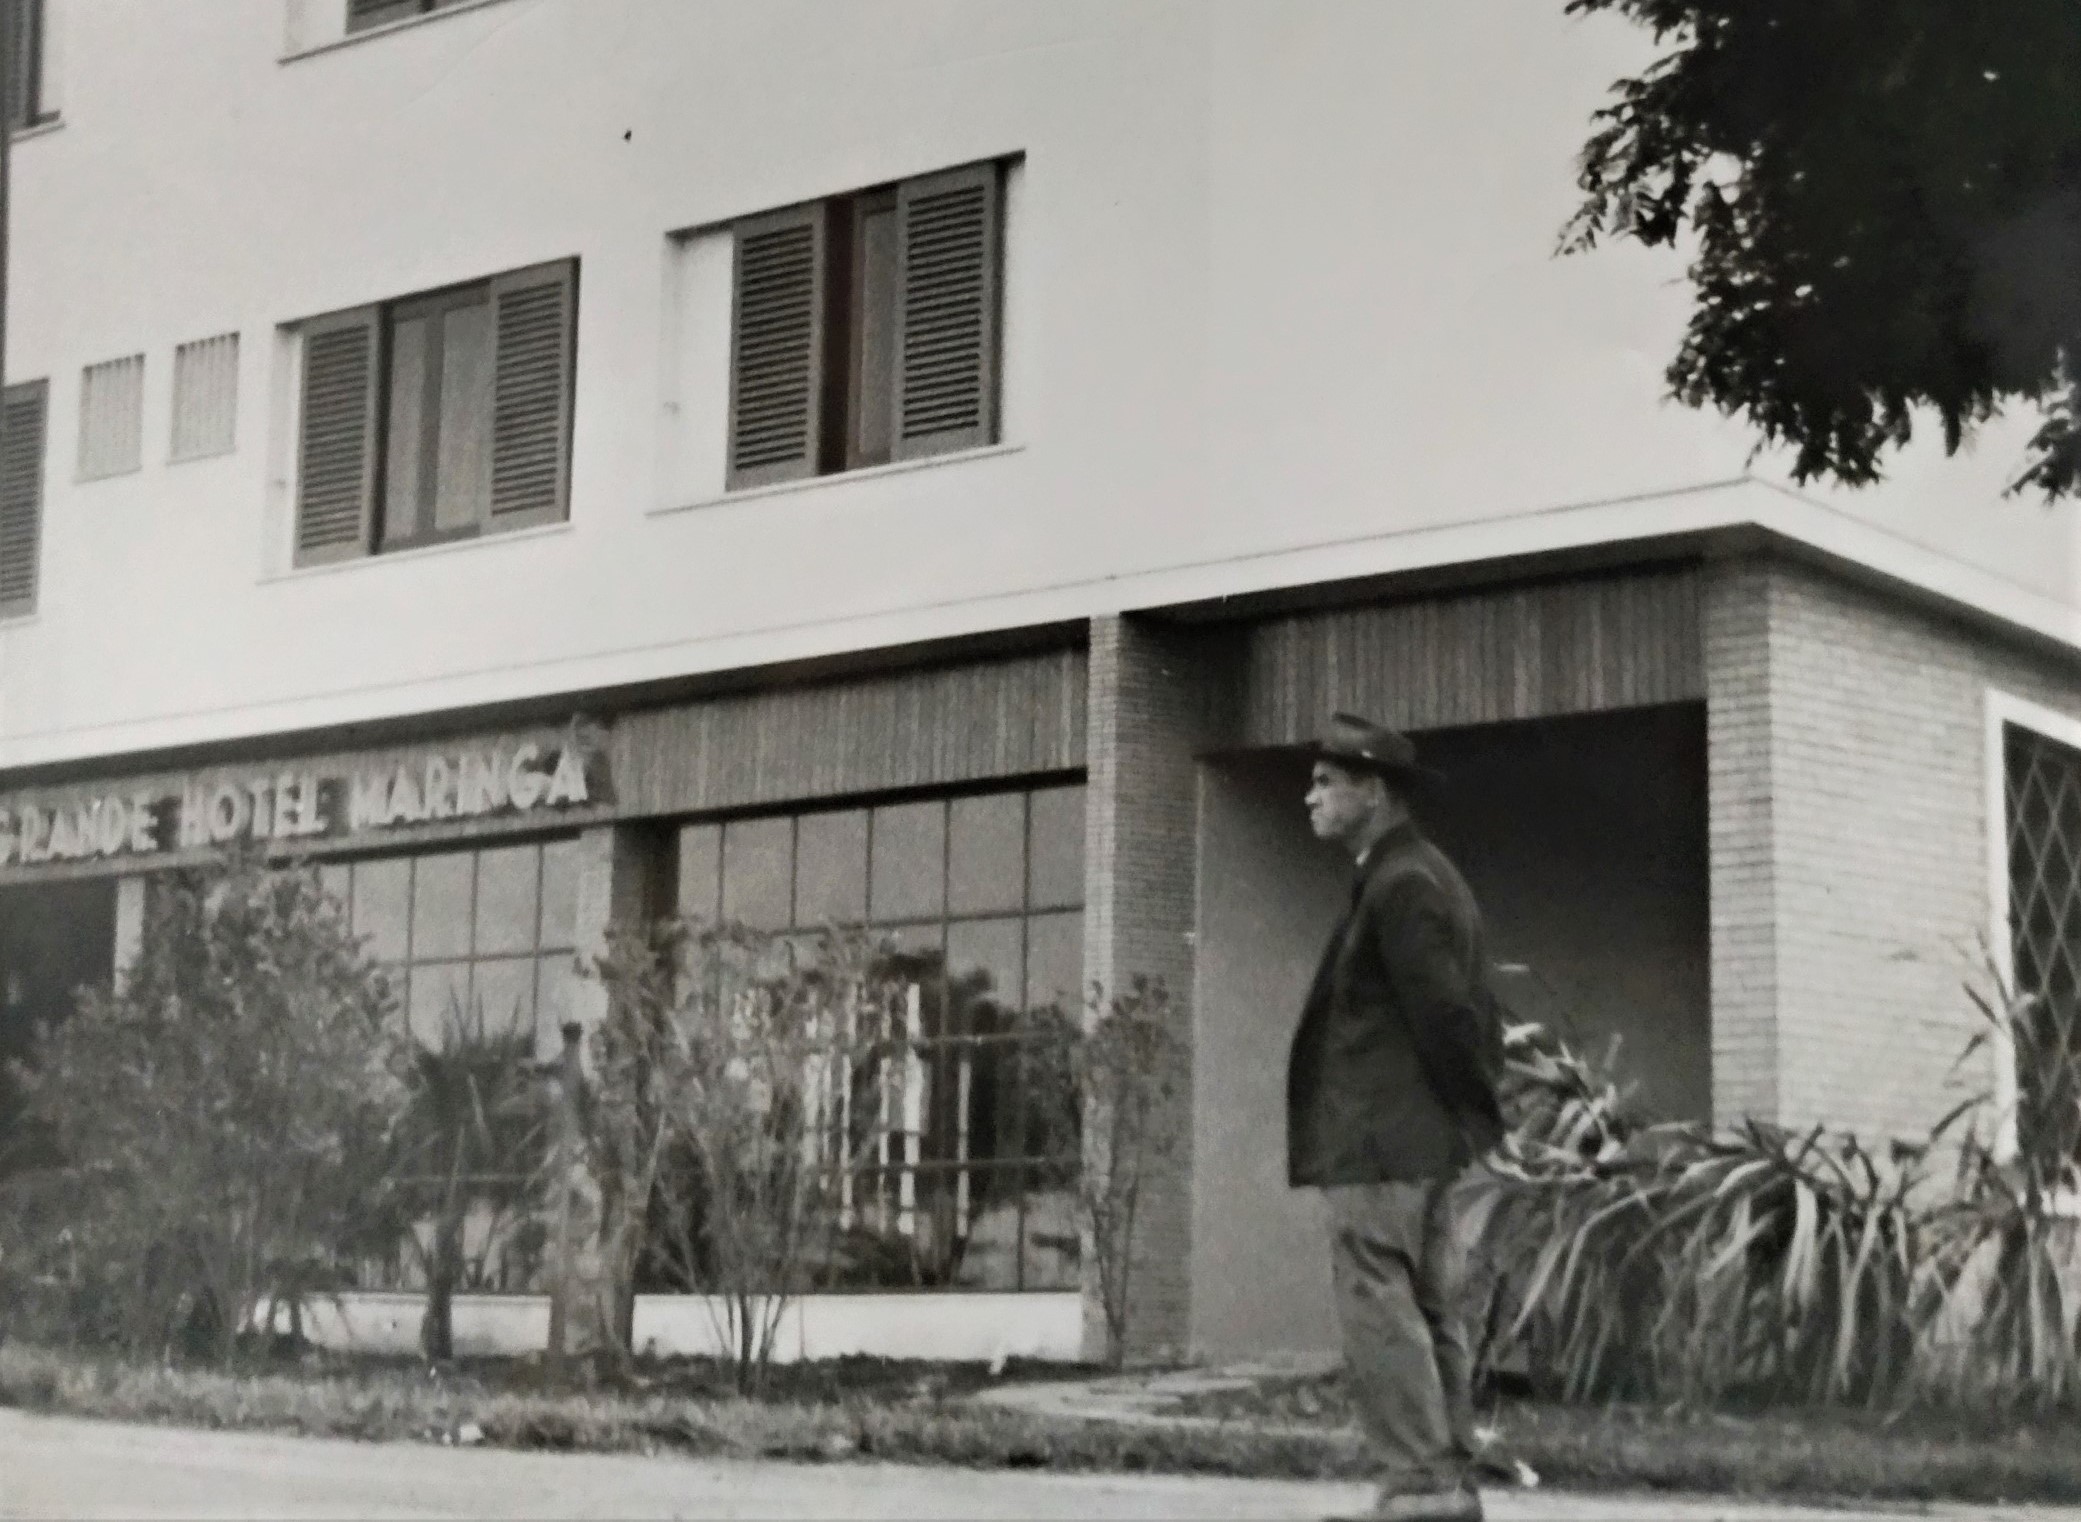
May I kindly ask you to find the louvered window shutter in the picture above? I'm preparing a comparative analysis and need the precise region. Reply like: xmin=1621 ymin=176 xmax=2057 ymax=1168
xmin=892 ymin=163 xmax=1001 ymax=461
xmin=488 ymin=258 xmax=577 ymax=528
xmin=0 ymin=379 xmax=47 ymax=617
xmin=727 ymin=204 xmax=826 ymax=489
xmin=346 ymin=0 xmax=421 ymax=33
xmin=294 ymin=306 xmax=380 ymax=566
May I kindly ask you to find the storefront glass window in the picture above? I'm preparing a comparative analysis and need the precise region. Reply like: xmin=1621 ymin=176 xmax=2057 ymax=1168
xmin=324 ymin=835 xmax=582 ymax=1056
xmin=672 ymin=783 xmax=1085 ymax=1293
xmin=320 ymin=834 xmax=580 ymax=1298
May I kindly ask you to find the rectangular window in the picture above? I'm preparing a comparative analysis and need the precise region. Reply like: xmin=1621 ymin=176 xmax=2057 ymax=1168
xmin=292 ymin=259 xmax=576 ymax=565
xmin=0 ymin=378 xmax=47 ymax=617
xmin=319 ymin=836 xmax=581 ymax=1296
xmin=726 ymin=160 xmax=1006 ymax=490
xmin=674 ymin=782 xmax=1085 ymax=1293
xmin=78 ymin=356 xmax=144 ymax=481
xmin=170 ymin=334 xmax=240 ymax=462
xmin=3 ymin=0 xmax=47 ymax=132
xmin=2002 ymin=720 xmax=2081 ymax=1168
xmin=326 ymin=836 xmax=583 ymax=1056
xmin=345 ymin=0 xmax=476 ymax=34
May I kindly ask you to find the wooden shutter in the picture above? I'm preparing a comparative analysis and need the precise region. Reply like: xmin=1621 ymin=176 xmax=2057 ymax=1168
xmin=294 ymin=306 xmax=380 ymax=566
xmin=892 ymin=163 xmax=1001 ymax=461
xmin=346 ymin=0 xmax=422 ymax=33
xmin=488 ymin=258 xmax=577 ymax=527
xmin=727 ymin=203 xmax=826 ymax=489
xmin=5 ymin=0 xmax=43 ymax=131
xmin=0 ymin=379 xmax=46 ymax=617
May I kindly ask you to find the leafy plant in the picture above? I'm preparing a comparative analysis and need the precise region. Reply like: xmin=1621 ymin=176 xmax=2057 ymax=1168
xmin=0 ymin=851 xmax=408 ymax=1366
xmin=1913 ymin=982 xmax=2081 ymax=1413
xmin=585 ymin=920 xmax=911 ymax=1392
xmin=1061 ymin=976 xmax=1183 ymax=1369
xmin=381 ymin=993 xmax=552 ymax=1362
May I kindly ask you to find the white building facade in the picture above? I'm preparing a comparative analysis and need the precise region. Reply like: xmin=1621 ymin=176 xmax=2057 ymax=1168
xmin=2 ymin=0 xmax=2080 ymax=1362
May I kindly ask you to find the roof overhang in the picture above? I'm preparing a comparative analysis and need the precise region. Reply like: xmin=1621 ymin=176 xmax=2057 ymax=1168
xmin=2 ymin=474 xmax=2075 ymax=778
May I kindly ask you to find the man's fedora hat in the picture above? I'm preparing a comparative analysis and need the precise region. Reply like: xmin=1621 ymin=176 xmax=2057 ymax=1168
xmin=1310 ymin=711 xmax=1442 ymax=786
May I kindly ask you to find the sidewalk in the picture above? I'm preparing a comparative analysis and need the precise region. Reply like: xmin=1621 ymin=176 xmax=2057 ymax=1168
xmin=7 ymin=1408 xmax=2073 ymax=1521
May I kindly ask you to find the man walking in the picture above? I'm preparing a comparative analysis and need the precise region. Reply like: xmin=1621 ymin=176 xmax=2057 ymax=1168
xmin=1288 ymin=713 xmax=1506 ymax=1522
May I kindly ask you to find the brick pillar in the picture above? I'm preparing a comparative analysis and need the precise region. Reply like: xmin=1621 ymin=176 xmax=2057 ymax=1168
xmin=1081 ymin=614 xmax=1220 ymax=1363
xmin=1704 ymin=559 xmax=1781 ymax=1126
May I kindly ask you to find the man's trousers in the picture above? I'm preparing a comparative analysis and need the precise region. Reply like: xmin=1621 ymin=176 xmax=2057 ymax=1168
xmin=1322 ymin=1174 xmax=1478 ymax=1493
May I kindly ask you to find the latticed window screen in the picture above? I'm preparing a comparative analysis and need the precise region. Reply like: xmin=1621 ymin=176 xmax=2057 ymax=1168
xmin=2003 ymin=722 xmax=2081 ymax=1160
xmin=78 ymin=356 xmax=144 ymax=481
xmin=170 ymin=334 xmax=239 ymax=461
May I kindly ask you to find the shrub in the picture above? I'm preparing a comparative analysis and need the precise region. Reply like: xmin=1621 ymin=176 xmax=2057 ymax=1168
xmin=1911 ymin=983 xmax=2081 ymax=1414
xmin=0 ymin=853 xmax=408 ymax=1365
xmin=380 ymin=995 xmax=552 ymax=1362
xmin=585 ymin=920 xmax=913 ymax=1391
xmin=1064 ymin=976 xmax=1183 ymax=1369
xmin=1477 ymin=978 xmax=2081 ymax=1414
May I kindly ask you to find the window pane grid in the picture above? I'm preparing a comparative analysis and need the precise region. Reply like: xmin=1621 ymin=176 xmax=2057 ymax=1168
xmin=676 ymin=784 xmax=1083 ymax=1292
xmin=318 ymin=834 xmax=574 ymax=1298
xmin=2006 ymin=725 xmax=2081 ymax=1167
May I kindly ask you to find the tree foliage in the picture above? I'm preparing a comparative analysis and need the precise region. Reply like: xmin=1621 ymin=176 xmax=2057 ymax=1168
xmin=1566 ymin=0 xmax=2081 ymax=498
xmin=0 ymin=854 xmax=407 ymax=1364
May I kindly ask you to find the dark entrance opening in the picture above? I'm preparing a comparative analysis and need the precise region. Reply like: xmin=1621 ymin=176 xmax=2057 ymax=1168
xmin=0 ymin=879 xmax=117 ymax=1171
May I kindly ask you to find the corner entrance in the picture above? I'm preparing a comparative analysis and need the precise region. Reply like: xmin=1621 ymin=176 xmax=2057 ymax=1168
xmin=1189 ymin=703 xmax=1709 ymax=1360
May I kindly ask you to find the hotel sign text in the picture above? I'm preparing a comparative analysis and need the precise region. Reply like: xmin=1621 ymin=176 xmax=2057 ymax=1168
xmin=0 ymin=732 xmax=606 ymax=869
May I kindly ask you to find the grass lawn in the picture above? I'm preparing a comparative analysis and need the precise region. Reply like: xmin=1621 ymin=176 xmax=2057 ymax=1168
xmin=4 ymin=1342 xmax=2081 ymax=1507
xmin=1175 ymin=1373 xmax=2081 ymax=1508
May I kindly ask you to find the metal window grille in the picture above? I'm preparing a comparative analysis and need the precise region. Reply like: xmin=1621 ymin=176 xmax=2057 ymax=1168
xmin=170 ymin=333 xmax=239 ymax=462
xmin=2003 ymin=722 xmax=2081 ymax=1162
xmin=78 ymin=355 xmax=144 ymax=481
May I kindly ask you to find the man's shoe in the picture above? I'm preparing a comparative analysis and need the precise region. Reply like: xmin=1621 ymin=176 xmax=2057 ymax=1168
xmin=1470 ymin=1451 xmax=1539 ymax=1489
xmin=1325 ymin=1482 xmax=1484 ymax=1522
xmin=1465 ymin=1425 xmax=1539 ymax=1489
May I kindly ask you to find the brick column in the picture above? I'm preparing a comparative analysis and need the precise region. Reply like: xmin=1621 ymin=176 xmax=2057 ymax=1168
xmin=1704 ymin=558 xmax=1782 ymax=1126
xmin=1081 ymin=614 xmax=1220 ymax=1363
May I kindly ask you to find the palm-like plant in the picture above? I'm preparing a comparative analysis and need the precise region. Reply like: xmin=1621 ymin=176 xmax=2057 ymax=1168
xmin=1912 ymin=982 xmax=2081 ymax=1413
xmin=381 ymin=994 xmax=550 ymax=1362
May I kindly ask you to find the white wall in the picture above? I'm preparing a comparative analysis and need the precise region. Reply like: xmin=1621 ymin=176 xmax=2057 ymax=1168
xmin=298 ymin=1290 xmax=1083 ymax=1363
xmin=2 ymin=0 xmax=2073 ymax=769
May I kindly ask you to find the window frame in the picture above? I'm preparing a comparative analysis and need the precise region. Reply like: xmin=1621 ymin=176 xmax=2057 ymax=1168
xmin=673 ymin=779 xmax=1087 ymax=1293
xmin=323 ymin=833 xmax=584 ymax=1058
xmin=4 ymin=0 xmax=51 ymax=134
xmin=1984 ymin=688 xmax=2081 ymax=1171
xmin=724 ymin=158 xmax=1009 ymax=493
xmin=344 ymin=0 xmax=474 ymax=37
xmin=377 ymin=277 xmax=497 ymax=553
xmin=0 ymin=377 xmax=48 ymax=619
xmin=289 ymin=257 xmax=577 ymax=568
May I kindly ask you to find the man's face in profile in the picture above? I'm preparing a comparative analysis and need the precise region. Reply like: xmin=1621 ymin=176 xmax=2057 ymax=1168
xmin=1306 ymin=759 xmax=1379 ymax=845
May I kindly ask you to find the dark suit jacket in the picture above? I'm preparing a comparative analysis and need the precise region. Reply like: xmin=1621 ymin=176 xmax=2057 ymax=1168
xmin=1286 ymin=819 xmax=1506 ymax=1186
